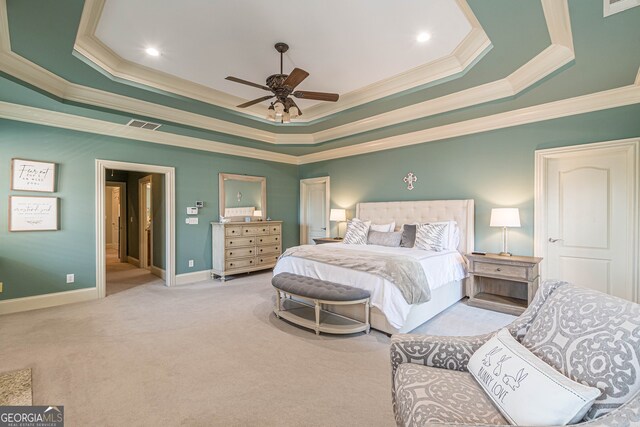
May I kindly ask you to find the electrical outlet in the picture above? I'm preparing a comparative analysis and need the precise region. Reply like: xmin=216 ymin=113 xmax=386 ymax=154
xmin=188 ymin=260 xmax=194 ymax=268
xmin=66 ymin=274 xmax=75 ymax=284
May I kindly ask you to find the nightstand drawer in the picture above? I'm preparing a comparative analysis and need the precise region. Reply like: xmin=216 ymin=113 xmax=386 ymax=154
xmin=226 ymin=258 xmax=255 ymax=270
xmin=474 ymin=262 xmax=528 ymax=280
xmin=225 ymin=247 xmax=254 ymax=259
xmin=225 ymin=237 xmax=255 ymax=248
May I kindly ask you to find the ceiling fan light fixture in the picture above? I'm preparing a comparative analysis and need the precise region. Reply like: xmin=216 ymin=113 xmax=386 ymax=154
xmin=273 ymin=101 xmax=285 ymax=114
xmin=267 ymin=105 xmax=276 ymax=120
xmin=289 ymin=106 xmax=299 ymax=118
xmin=282 ymin=111 xmax=291 ymax=124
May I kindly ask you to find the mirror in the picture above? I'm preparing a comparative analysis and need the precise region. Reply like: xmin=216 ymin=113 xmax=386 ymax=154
xmin=219 ymin=173 xmax=266 ymax=220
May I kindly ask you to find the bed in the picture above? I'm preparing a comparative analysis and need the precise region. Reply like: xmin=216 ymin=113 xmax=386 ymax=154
xmin=273 ymin=199 xmax=475 ymax=335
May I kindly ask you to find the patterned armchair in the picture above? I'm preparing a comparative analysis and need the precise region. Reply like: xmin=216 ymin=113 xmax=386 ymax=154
xmin=390 ymin=280 xmax=640 ymax=426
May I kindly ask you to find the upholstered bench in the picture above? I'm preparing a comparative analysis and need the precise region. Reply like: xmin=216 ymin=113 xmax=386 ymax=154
xmin=272 ymin=273 xmax=371 ymax=335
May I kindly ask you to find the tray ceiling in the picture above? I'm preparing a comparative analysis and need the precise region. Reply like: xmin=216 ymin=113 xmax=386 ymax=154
xmin=87 ymin=0 xmax=481 ymax=119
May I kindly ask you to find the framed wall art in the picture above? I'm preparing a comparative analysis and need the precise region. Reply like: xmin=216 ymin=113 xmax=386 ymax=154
xmin=9 ymin=196 xmax=59 ymax=231
xmin=11 ymin=158 xmax=57 ymax=192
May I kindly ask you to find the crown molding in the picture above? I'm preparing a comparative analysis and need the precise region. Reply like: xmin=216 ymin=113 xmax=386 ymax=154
xmin=0 ymin=101 xmax=298 ymax=165
xmin=298 ymin=82 xmax=640 ymax=164
xmin=73 ymin=0 xmax=491 ymax=122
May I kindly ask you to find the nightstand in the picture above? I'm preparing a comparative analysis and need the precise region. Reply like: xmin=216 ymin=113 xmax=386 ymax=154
xmin=313 ymin=237 xmax=344 ymax=245
xmin=465 ymin=253 xmax=542 ymax=315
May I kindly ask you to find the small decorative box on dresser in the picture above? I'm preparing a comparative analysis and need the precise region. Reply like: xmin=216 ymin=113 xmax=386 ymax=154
xmin=211 ymin=221 xmax=282 ymax=281
xmin=465 ymin=253 xmax=543 ymax=315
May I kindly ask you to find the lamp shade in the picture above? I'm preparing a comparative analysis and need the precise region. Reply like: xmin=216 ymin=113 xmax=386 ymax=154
xmin=329 ymin=208 xmax=346 ymax=222
xmin=490 ymin=208 xmax=521 ymax=227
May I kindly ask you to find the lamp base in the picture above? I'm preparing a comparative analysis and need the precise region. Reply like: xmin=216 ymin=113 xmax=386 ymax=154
xmin=498 ymin=251 xmax=512 ymax=257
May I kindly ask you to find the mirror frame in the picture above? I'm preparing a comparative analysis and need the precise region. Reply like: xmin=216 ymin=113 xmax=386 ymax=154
xmin=219 ymin=173 xmax=267 ymax=220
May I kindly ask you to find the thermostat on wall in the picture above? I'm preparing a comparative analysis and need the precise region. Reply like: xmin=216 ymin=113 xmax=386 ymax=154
xmin=187 ymin=207 xmax=198 ymax=215
xmin=195 ymin=201 xmax=204 ymax=208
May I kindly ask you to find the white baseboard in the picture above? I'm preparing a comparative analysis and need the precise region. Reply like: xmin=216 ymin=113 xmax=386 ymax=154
xmin=0 ymin=288 xmax=98 ymax=315
xmin=176 ymin=270 xmax=211 ymax=286
xmin=151 ymin=266 xmax=166 ymax=280
xmin=127 ymin=256 xmax=140 ymax=267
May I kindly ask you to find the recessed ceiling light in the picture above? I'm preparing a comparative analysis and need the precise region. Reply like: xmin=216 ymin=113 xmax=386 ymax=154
xmin=416 ymin=32 xmax=431 ymax=43
xmin=145 ymin=47 xmax=160 ymax=57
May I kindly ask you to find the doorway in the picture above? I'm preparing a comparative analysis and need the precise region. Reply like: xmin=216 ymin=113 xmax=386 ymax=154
xmin=105 ymin=182 xmax=126 ymax=264
xmin=535 ymin=139 xmax=639 ymax=302
xmin=97 ymin=160 xmax=176 ymax=298
xmin=300 ymin=177 xmax=330 ymax=245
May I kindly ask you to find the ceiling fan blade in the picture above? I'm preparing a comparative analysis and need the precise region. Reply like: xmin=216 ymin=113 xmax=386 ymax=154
xmin=293 ymin=91 xmax=339 ymax=102
xmin=282 ymin=68 xmax=309 ymax=90
xmin=226 ymin=76 xmax=272 ymax=92
xmin=236 ymin=95 xmax=274 ymax=108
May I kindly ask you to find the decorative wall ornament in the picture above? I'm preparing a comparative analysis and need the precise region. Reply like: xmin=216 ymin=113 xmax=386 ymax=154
xmin=403 ymin=172 xmax=417 ymax=190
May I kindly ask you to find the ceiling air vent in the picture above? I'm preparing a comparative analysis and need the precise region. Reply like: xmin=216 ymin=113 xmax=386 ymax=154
xmin=126 ymin=119 xmax=161 ymax=131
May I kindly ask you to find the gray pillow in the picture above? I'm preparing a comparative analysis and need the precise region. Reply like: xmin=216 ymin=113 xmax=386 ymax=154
xmin=367 ymin=231 xmax=402 ymax=247
xmin=400 ymin=224 xmax=416 ymax=248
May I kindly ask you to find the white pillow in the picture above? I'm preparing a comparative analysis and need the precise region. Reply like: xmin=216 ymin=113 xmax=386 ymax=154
xmin=342 ymin=218 xmax=371 ymax=245
xmin=427 ymin=220 xmax=459 ymax=250
xmin=370 ymin=222 xmax=396 ymax=232
xmin=468 ymin=329 xmax=601 ymax=426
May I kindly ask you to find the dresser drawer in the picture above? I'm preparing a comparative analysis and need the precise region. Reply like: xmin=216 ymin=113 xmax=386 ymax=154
xmin=257 ymin=245 xmax=280 ymax=255
xmin=269 ymin=224 xmax=281 ymax=235
xmin=257 ymin=234 xmax=280 ymax=245
xmin=474 ymin=262 xmax=528 ymax=280
xmin=226 ymin=258 xmax=255 ymax=270
xmin=225 ymin=236 xmax=255 ymax=248
xmin=225 ymin=247 xmax=255 ymax=259
xmin=257 ymin=255 xmax=279 ymax=265
xmin=225 ymin=226 xmax=243 ymax=237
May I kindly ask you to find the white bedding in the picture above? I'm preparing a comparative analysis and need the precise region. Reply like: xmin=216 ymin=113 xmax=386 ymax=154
xmin=273 ymin=243 xmax=467 ymax=329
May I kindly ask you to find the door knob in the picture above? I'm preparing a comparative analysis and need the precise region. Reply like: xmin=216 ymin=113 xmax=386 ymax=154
xmin=548 ymin=238 xmax=564 ymax=243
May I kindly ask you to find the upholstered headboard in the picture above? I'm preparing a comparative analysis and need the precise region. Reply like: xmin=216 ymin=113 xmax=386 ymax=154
xmin=355 ymin=200 xmax=475 ymax=253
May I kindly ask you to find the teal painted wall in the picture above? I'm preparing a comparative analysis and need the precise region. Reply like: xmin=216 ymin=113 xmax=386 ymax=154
xmin=299 ymin=104 xmax=640 ymax=256
xmin=0 ymin=119 xmax=299 ymax=300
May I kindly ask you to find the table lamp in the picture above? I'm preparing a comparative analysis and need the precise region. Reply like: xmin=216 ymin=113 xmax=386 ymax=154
xmin=490 ymin=208 xmax=520 ymax=256
xmin=329 ymin=208 xmax=346 ymax=239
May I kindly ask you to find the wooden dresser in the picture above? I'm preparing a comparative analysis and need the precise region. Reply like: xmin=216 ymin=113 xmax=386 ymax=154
xmin=211 ymin=221 xmax=282 ymax=281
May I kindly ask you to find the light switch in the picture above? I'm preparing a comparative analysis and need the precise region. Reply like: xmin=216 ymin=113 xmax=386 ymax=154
xmin=185 ymin=218 xmax=198 ymax=225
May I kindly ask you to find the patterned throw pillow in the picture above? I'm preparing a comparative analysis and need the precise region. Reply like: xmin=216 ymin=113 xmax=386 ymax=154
xmin=414 ymin=223 xmax=448 ymax=251
xmin=343 ymin=218 xmax=371 ymax=245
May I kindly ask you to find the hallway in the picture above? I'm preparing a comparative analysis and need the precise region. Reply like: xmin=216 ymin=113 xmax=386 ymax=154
xmin=106 ymin=248 xmax=164 ymax=296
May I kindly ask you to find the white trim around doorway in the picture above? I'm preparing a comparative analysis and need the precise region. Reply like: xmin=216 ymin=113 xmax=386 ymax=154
xmin=96 ymin=160 xmax=176 ymax=298
xmin=299 ymin=176 xmax=331 ymax=245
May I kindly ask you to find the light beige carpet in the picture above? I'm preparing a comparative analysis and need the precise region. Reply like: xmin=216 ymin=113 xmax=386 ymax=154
xmin=0 ymin=368 xmax=32 ymax=405
xmin=0 ymin=272 xmax=513 ymax=426
xmin=106 ymin=258 xmax=164 ymax=296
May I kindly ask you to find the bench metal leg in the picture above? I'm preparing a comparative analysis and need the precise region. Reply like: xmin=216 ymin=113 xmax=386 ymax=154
xmin=314 ymin=299 xmax=320 ymax=335
xmin=365 ymin=299 xmax=370 ymax=334
xmin=275 ymin=289 xmax=281 ymax=318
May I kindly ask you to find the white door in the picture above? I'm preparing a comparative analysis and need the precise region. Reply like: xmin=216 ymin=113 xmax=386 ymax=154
xmin=538 ymin=140 xmax=638 ymax=301
xmin=300 ymin=177 xmax=330 ymax=245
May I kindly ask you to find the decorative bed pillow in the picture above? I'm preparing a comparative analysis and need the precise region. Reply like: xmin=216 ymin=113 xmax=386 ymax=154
xmin=367 ymin=231 xmax=402 ymax=247
xmin=342 ymin=218 xmax=371 ymax=245
xmin=400 ymin=224 xmax=417 ymax=248
xmin=370 ymin=222 xmax=396 ymax=232
xmin=468 ymin=329 xmax=601 ymax=426
xmin=414 ymin=223 xmax=448 ymax=251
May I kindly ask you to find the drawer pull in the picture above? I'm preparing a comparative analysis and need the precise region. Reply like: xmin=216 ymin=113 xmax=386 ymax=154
xmin=260 ymin=239 xmax=263 ymax=242
xmin=229 ymin=252 xmax=233 ymax=255
xmin=496 ymin=268 xmax=502 ymax=272
xmin=250 ymin=260 xmax=253 ymax=264
xmin=275 ymin=237 xmax=278 ymax=241
xmin=249 ymin=240 xmax=253 ymax=243
xmin=230 ymin=263 xmax=234 ymax=267
xmin=229 ymin=242 xmax=233 ymax=245
xmin=262 ymin=228 xmax=266 ymax=232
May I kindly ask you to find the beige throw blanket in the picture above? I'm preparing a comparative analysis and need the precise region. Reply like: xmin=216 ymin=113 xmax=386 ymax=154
xmin=279 ymin=246 xmax=431 ymax=304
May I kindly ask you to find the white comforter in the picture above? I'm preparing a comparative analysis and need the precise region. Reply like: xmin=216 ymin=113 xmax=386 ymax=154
xmin=273 ymin=243 xmax=467 ymax=329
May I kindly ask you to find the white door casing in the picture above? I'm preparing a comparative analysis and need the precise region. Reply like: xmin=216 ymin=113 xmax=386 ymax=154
xmin=535 ymin=138 xmax=639 ymax=302
xmin=96 ymin=160 xmax=176 ymax=298
xmin=300 ymin=177 xmax=330 ymax=245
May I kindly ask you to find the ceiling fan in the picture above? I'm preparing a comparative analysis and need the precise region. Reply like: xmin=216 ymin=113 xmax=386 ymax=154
xmin=225 ymin=42 xmax=340 ymax=122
